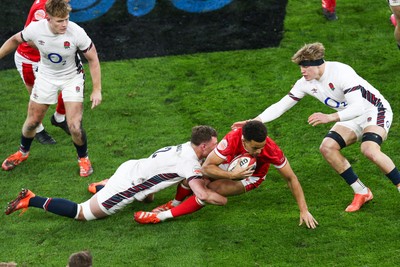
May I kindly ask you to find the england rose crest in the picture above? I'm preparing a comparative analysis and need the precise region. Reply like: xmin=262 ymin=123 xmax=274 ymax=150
xmin=64 ymin=41 xmax=70 ymax=49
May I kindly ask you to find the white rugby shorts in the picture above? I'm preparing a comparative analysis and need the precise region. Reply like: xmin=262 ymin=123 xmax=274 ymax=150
xmin=389 ymin=0 xmax=400 ymax=6
xmin=81 ymin=160 xmax=183 ymax=218
xmin=30 ymin=72 xmax=85 ymax=104
xmin=335 ymin=107 xmax=393 ymax=140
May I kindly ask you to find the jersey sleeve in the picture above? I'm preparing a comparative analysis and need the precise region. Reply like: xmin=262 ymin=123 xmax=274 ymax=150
xmin=334 ymin=66 xmax=366 ymax=121
xmin=257 ymin=94 xmax=298 ymax=123
xmin=72 ymin=23 xmax=92 ymax=52
xmin=257 ymin=79 xmax=306 ymax=123
xmin=181 ymin=160 xmax=203 ymax=182
xmin=253 ymin=138 xmax=286 ymax=178
xmin=21 ymin=21 xmax=37 ymax=42
xmin=214 ymin=129 xmax=243 ymax=163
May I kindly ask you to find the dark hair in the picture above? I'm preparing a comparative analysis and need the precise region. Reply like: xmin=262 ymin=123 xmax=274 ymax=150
xmin=68 ymin=250 xmax=92 ymax=267
xmin=242 ymin=121 xmax=267 ymax=142
xmin=191 ymin=125 xmax=217 ymax=146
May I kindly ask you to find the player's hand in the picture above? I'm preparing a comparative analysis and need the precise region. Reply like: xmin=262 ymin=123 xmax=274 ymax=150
xmin=230 ymin=164 xmax=255 ymax=179
xmin=231 ymin=120 xmax=247 ymax=130
xmin=308 ymin=112 xmax=333 ymax=126
xmin=90 ymin=90 xmax=102 ymax=109
xmin=299 ymin=211 xmax=318 ymax=229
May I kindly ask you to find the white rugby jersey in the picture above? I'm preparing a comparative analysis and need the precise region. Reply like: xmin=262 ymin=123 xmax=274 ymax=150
xmin=21 ymin=19 xmax=92 ymax=79
xmin=258 ymin=61 xmax=391 ymax=122
xmin=129 ymin=141 xmax=203 ymax=200
xmin=141 ymin=141 xmax=202 ymax=180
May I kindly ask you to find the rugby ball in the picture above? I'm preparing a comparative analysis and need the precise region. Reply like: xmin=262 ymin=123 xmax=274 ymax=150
xmin=227 ymin=153 xmax=257 ymax=172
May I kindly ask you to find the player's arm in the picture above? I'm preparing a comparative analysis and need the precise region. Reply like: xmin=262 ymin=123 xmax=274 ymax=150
xmin=82 ymin=43 xmax=102 ymax=109
xmin=0 ymin=32 xmax=24 ymax=59
xmin=231 ymin=95 xmax=298 ymax=129
xmin=308 ymin=90 xmax=363 ymax=126
xmin=201 ymin=151 xmax=254 ymax=180
xmin=188 ymin=178 xmax=227 ymax=206
xmin=277 ymin=159 xmax=318 ymax=229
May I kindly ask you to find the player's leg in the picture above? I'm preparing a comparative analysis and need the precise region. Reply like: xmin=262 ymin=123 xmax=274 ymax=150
xmin=2 ymin=101 xmax=50 ymax=171
xmin=360 ymin=126 xmax=400 ymax=191
xmin=64 ymin=101 xmax=93 ymax=177
xmin=51 ymin=91 xmax=70 ymax=135
xmin=135 ymin=179 xmax=242 ymax=224
xmin=151 ymin=180 xmax=193 ymax=212
xmin=390 ymin=3 xmax=400 ymax=48
xmin=320 ymin=124 xmax=373 ymax=212
xmin=14 ymin=52 xmax=55 ymax=144
xmin=62 ymin=74 xmax=93 ymax=177
xmin=4 ymin=188 xmax=108 ymax=221
xmin=321 ymin=0 xmax=337 ymax=20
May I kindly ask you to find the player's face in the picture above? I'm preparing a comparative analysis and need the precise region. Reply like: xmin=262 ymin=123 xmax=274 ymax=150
xmin=47 ymin=15 xmax=69 ymax=34
xmin=242 ymin=139 xmax=265 ymax=158
xmin=300 ymin=65 xmax=321 ymax=81
xmin=202 ymin=137 xmax=218 ymax=158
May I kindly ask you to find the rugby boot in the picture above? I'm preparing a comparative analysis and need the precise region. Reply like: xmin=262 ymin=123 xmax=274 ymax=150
xmin=322 ymin=8 xmax=338 ymax=21
xmin=5 ymin=189 xmax=35 ymax=215
xmin=50 ymin=115 xmax=70 ymax=135
xmin=2 ymin=151 xmax=29 ymax=171
xmin=151 ymin=200 xmax=174 ymax=213
xmin=88 ymin=179 xmax=109 ymax=194
xmin=35 ymin=129 xmax=56 ymax=144
xmin=345 ymin=188 xmax=373 ymax=212
xmin=79 ymin=157 xmax=93 ymax=177
xmin=134 ymin=211 xmax=161 ymax=224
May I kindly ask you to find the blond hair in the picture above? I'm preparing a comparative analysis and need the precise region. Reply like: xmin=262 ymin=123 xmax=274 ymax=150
xmin=45 ymin=0 xmax=72 ymax=18
xmin=291 ymin=42 xmax=325 ymax=64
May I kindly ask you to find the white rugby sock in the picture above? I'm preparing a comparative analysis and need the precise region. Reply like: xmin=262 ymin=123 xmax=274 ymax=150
xmin=54 ymin=112 xmax=66 ymax=123
xmin=157 ymin=210 xmax=173 ymax=221
xmin=36 ymin=123 xmax=44 ymax=133
xmin=350 ymin=179 xmax=368 ymax=194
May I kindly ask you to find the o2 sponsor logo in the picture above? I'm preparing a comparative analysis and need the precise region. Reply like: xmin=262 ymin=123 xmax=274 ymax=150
xmin=70 ymin=0 xmax=233 ymax=22
xmin=324 ymin=97 xmax=347 ymax=109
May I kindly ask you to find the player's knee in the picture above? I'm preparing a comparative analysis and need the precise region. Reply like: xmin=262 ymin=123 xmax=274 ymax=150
xmin=74 ymin=204 xmax=87 ymax=221
xmin=67 ymin=122 xmax=81 ymax=136
xmin=360 ymin=146 xmax=378 ymax=162
xmin=25 ymin=120 xmax=41 ymax=132
xmin=321 ymin=131 xmax=345 ymax=156
xmin=361 ymin=132 xmax=383 ymax=161
xmin=79 ymin=201 xmax=101 ymax=221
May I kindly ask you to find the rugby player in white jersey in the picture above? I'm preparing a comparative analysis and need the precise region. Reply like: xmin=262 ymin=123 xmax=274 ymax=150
xmin=232 ymin=42 xmax=400 ymax=212
xmin=0 ymin=0 xmax=102 ymax=176
xmin=4 ymin=126 xmax=227 ymax=221
xmin=14 ymin=0 xmax=71 ymax=145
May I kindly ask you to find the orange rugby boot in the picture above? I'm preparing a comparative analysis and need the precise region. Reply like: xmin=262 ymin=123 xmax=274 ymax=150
xmin=5 ymin=189 xmax=35 ymax=216
xmin=151 ymin=200 xmax=174 ymax=213
xmin=87 ymin=179 xmax=109 ymax=194
xmin=134 ymin=211 xmax=161 ymax=224
xmin=2 ymin=151 xmax=29 ymax=171
xmin=345 ymin=188 xmax=373 ymax=212
xmin=79 ymin=157 xmax=93 ymax=177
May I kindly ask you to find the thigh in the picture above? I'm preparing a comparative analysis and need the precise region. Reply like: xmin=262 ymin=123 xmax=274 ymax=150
xmin=208 ymin=179 xmax=245 ymax=196
xmin=94 ymin=160 xmax=139 ymax=215
xmin=363 ymin=125 xmax=388 ymax=141
xmin=390 ymin=1 xmax=400 ymax=17
xmin=331 ymin=122 xmax=360 ymax=145
xmin=27 ymin=100 xmax=50 ymax=123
